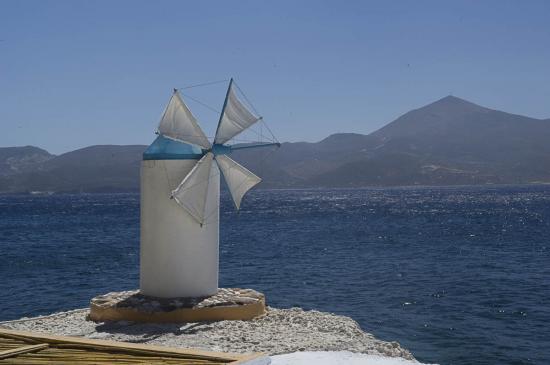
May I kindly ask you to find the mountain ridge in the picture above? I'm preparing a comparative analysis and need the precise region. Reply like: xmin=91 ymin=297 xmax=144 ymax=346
xmin=1 ymin=96 xmax=549 ymax=192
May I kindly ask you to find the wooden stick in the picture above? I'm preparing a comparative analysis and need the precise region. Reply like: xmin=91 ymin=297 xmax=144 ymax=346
xmin=0 ymin=343 xmax=49 ymax=359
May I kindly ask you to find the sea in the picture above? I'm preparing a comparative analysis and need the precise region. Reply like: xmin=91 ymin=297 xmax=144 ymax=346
xmin=0 ymin=186 xmax=549 ymax=365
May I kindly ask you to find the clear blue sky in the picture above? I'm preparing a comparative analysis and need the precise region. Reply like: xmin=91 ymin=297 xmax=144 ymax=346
xmin=1 ymin=0 xmax=549 ymax=154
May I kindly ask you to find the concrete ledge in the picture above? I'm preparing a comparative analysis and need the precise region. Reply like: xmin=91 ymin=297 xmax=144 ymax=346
xmin=88 ymin=288 xmax=266 ymax=323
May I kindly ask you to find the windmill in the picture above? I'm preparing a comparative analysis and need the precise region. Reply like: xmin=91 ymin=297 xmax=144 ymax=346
xmin=140 ymin=79 xmax=279 ymax=298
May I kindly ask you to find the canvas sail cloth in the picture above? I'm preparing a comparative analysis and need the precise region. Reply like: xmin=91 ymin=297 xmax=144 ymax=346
xmin=171 ymin=153 xmax=261 ymax=224
xmin=214 ymin=83 xmax=261 ymax=145
xmin=157 ymin=86 xmax=262 ymax=225
xmin=158 ymin=91 xmax=211 ymax=149
xmin=215 ymin=154 xmax=261 ymax=209
xmin=171 ymin=152 xmax=214 ymax=225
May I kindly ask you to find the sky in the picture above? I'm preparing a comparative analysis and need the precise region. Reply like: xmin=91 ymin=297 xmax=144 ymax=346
xmin=1 ymin=0 xmax=549 ymax=154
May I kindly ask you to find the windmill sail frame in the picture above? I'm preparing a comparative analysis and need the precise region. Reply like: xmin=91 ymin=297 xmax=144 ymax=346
xmin=156 ymin=79 xmax=277 ymax=225
xmin=213 ymin=78 xmax=262 ymax=145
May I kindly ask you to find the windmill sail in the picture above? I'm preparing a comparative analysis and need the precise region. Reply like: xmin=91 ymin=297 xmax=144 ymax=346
xmin=162 ymin=79 xmax=274 ymax=223
xmin=214 ymin=81 xmax=261 ymax=145
xmin=215 ymin=154 xmax=261 ymax=209
xmin=158 ymin=91 xmax=211 ymax=149
xmin=171 ymin=152 xmax=214 ymax=225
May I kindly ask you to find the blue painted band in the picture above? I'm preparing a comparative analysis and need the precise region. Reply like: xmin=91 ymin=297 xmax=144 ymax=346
xmin=143 ymin=135 xmax=204 ymax=161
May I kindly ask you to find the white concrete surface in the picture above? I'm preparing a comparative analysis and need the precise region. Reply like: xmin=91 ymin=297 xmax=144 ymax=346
xmin=140 ymin=159 xmax=219 ymax=298
xmin=270 ymin=351 xmax=436 ymax=365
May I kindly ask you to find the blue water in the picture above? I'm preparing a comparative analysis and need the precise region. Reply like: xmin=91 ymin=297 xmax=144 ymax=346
xmin=0 ymin=186 xmax=549 ymax=365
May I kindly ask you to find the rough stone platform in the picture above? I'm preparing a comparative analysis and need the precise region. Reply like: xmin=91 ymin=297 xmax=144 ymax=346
xmin=89 ymin=288 xmax=266 ymax=323
xmin=0 ymin=307 xmax=415 ymax=359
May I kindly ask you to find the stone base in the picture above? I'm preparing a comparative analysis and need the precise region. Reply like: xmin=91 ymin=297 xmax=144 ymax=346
xmin=88 ymin=288 xmax=266 ymax=323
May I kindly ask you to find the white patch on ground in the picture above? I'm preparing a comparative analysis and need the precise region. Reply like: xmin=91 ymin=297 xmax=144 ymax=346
xmin=270 ymin=351 xmax=436 ymax=365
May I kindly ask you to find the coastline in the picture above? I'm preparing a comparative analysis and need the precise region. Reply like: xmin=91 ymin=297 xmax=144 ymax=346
xmin=0 ymin=307 xmax=419 ymax=362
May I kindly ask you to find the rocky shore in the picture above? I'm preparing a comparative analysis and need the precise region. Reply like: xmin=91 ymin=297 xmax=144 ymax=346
xmin=0 ymin=307 xmax=414 ymax=360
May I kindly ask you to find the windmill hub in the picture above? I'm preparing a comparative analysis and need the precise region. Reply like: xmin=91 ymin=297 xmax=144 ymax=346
xmin=88 ymin=78 xmax=278 ymax=323
xmin=210 ymin=144 xmax=232 ymax=155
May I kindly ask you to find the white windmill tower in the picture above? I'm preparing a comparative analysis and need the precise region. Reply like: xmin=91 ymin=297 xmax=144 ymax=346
xmin=140 ymin=79 xmax=279 ymax=299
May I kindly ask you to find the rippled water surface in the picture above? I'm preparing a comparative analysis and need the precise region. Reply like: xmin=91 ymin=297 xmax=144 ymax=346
xmin=1 ymin=186 xmax=549 ymax=365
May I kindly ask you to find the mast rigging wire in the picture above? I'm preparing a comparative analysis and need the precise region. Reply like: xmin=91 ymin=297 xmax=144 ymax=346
xmin=179 ymin=79 xmax=230 ymax=90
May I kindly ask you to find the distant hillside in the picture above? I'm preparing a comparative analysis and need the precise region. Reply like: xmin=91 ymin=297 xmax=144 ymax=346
xmin=0 ymin=146 xmax=53 ymax=176
xmin=234 ymin=96 xmax=550 ymax=187
xmin=1 ymin=96 xmax=550 ymax=193
xmin=0 ymin=145 xmax=145 ymax=193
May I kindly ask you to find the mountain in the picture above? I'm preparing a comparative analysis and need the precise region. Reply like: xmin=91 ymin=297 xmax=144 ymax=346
xmin=0 ymin=146 xmax=53 ymax=176
xmin=234 ymin=96 xmax=550 ymax=187
xmin=0 ymin=145 xmax=145 ymax=193
xmin=1 ymin=96 xmax=550 ymax=193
